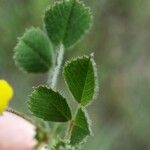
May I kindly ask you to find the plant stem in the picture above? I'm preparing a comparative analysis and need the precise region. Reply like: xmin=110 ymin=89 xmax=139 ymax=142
xmin=6 ymin=107 xmax=34 ymax=124
xmin=47 ymin=44 xmax=64 ymax=89
xmin=46 ymin=44 xmax=65 ymax=148
xmin=65 ymin=120 xmax=74 ymax=139
xmin=65 ymin=105 xmax=81 ymax=139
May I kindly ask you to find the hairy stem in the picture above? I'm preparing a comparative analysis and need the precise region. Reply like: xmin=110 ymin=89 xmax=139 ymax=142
xmin=65 ymin=105 xmax=81 ymax=139
xmin=65 ymin=120 xmax=74 ymax=139
xmin=47 ymin=44 xmax=64 ymax=89
xmin=46 ymin=44 xmax=65 ymax=147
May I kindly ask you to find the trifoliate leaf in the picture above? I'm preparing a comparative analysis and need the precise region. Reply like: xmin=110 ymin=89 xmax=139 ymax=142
xmin=63 ymin=55 xmax=97 ymax=106
xmin=14 ymin=27 xmax=53 ymax=73
xmin=70 ymin=108 xmax=91 ymax=145
xmin=44 ymin=0 xmax=92 ymax=48
xmin=28 ymin=86 xmax=72 ymax=122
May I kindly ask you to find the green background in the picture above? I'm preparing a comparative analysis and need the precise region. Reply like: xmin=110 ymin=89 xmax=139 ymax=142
xmin=0 ymin=0 xmax=150 ymax=149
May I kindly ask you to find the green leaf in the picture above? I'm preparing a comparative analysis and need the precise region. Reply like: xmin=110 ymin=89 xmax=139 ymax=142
xmin=70 ymin=108 xmax=91 ymax=145
xmin=14 ymin=27 xmax=53 ymax=73
xmin=44 ymin=0 xmax=92 ymax=48
xmin=63 ymin=55 xmax=97 ymax=106
xmin=28 ymin=86 xmax=72 ymax=122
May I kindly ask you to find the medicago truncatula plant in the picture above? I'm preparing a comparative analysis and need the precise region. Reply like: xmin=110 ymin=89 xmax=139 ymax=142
xmin=12 ymin=0 xmax=98 ymax=149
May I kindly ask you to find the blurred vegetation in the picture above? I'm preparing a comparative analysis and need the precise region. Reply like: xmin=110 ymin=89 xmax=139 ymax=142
xmin=0 ymin=0 xmax=150 ymax=149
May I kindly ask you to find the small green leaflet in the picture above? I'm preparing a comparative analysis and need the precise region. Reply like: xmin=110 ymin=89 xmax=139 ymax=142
xmin=70 ymin=108 xmax=91 ymax=145
xmin=14 ymin=27 xmax=53 ymax=73
xmin=63 ymin=55 xmax=97 ymax=106
xmin=28 ymin=86 xmax=72 ymax=122
xmin=44 ymin=0 xmax=92 ymax=48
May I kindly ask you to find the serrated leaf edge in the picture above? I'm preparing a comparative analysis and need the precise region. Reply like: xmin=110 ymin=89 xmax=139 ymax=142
xmin=27 ymin=85 xmax=72 ymax=121
xmin=13 ymin=27 xmax=52 ymax=73
xmin=90 ymin=53 xmax=99 ymax=104
xmin=63 ymin=54 xmax=98 ymax=107
xmin=70 ymin=108 xmax=92 ymax=145
xmin=43 ymin=0 xmax=93 ymax=49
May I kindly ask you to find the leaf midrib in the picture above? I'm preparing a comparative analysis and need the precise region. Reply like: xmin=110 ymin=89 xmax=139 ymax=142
xmin=80 ymin=58 xmax=91 ymax=104
xmin=63 ymin=0 xmax=76 ymax=43
xmin=22 ymin=40 xmax=50 ymax=69
xmin=73 ymin=121 xmax=89 ymax=133
xmin=32 ymin=92 xmax=70 ymax=121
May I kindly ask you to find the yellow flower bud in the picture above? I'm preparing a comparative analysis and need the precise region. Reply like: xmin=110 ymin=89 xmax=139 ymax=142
xmin=0 ymin=80 xmax=14 ymax=113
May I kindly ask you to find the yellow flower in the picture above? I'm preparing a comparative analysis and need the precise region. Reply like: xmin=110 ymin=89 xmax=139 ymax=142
xmin=0 ymin=80 xmax=14 ymax=113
